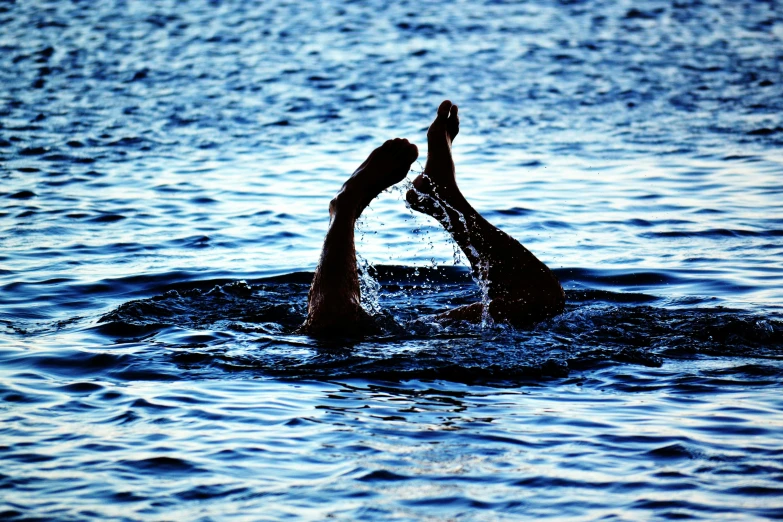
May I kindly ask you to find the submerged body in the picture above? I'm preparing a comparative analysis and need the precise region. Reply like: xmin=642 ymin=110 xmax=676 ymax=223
xmin=303 ymin=101 xmax=564 ymax=335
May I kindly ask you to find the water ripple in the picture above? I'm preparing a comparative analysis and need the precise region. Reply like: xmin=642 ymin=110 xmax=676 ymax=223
xmin=2 ymin=0 xmax=783 ymax=519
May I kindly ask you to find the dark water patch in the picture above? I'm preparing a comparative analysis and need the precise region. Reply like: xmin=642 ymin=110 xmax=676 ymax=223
xmin=722 ymin=154 xmax=761 ymax=162
xmin=90 ymin=214 xmax=126 ymax=223
xmin=42 ymin=177 xmax=89 ymax=187
xmin=107 ymin=136 xmax=147 ymax=147
xmin=98 ymin=390 xmax=123 ymax=401
xmin=155 ymin=394 xmax=209 ymax=405
xmin=513 ymin=475 xmax=610 ymax=490
xmin=106 ymin=410 xmax=141 ymax=425
xmin=748 ymin=127 xmax=783 ymax=136
xmin=8 ymin=190 xmax=35 ymax=199
xmin=110 ymin=368 xmax=179 ymax=382
xmin=518 ymin=159 xmax=543 ymax=167
xmin=88 ymin=273 xmax=783 ymax=384
xmin=7 ymin=350 xmax=129 ymax=377
xmin=703 ymin=364 xmax=783 ymax=382
xmin=1 ymin=389 xmax=52 ymax=405
xmin=72 ymin=270 xmax=219 ymax=299
xmin=18 ymin=146 xmax=48 ymax=156
xmin=41 ymin=153 xmax=79 ymax=162
xmin=542 ymin=220 xmax=572 ymax=229
xmin=559 ymin=268 xmax=682 ymax=287
xmin=120 ymin=456 xmax=203 ymax=474
xmin=175 ymin=484 xmax=249 ymax=501
xmin=130 ymin=398 xmax=174 ymax=411
xmin=4 ymin=453 xmax=57 ymax=464
xmin=625 ymin=8 xmax=664 ymax=20
xmin=627 ymin=218 xmax=653 ymax=227
xmin=79 ymin=443 xmax=126 ymax=453
xmin=646 ymin=228 xmax=783 ymax=239
xmin=692 ymin=422 xmax=770 ymax=437
xmin=727 ymin=485 xmax=783 ymax=496
xmin=97 ymin=279 xmax=307 ymax=336
xmin=106 ymin=490 xmax=146 ymax=503
xmin=166 ymin=234 xmax=211 ymax=248
xmin=570 ymin=348 xmax=663 ymax=370
xmin=58 ymin=382 xmax=104 ymax=394
xmin=631 ymin=498 xmax=717 ymax=515
xmin=646 ymin=443 xmax=699 ymax=461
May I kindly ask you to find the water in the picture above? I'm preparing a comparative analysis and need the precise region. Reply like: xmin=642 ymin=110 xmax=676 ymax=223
xmin=2 ymin=0 xmax=783 ymax=519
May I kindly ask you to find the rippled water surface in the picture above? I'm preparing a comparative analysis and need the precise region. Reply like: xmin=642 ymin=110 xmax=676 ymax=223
xmin=2 ymin=0 xmax=783 ymax=520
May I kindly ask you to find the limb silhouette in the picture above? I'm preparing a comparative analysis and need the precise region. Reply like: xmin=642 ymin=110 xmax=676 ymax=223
xmin=406 ymin=100 xmax=565 ymax=326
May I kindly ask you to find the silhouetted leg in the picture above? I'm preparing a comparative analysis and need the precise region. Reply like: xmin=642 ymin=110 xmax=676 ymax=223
xmin=303 ymin=139 xmax=418 ymax=335
xmin=406 ymin=100 xmax=565 ymax=326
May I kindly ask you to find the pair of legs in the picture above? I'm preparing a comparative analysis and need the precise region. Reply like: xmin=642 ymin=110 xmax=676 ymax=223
xmin=302 ymin=101 xmax=565 ymax=335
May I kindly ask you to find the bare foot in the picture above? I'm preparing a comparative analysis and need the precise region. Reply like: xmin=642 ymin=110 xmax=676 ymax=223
xmin=332 ymin=138 xmax=418 ymax=219
xmin=406 ymin=100 xmax=465 ymax=219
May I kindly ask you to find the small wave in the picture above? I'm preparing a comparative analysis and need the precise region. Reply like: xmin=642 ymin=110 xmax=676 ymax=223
xmin=558 ymin=268 xmax=681 ymax=286
xmin=644 ymin=229 xmax=783 ymax=239
xmin=645 ymin=443 xmax=700 ymax=461
xmin=8 ymin=190 xmax=36 ymax=199
xmin=120 ymin=456 xmax=204 ymax=474
xmin=90 ymin=214 xmax=126 ymax=223
xmin=175 ymin=485 xmax=249 ymax=501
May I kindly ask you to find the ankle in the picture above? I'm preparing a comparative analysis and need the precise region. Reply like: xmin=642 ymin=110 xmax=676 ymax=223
xmin=329 ymin=187 xmax=360 ymax=220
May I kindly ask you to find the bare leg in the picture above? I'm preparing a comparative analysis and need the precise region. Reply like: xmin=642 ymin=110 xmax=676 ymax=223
xmin=303 ymin=138 xmax=419 ymax=335
xmin=406 ymin=100 xmax=565 ymax=326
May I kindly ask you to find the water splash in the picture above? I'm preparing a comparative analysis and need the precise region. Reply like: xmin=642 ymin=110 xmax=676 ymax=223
xmin=357 ymin=252 xmax=382 ymax=316
xmin=406 ymin=177 xmax=495 ymax=327
xmin=468 ymin=247 xmax=494 ymax=328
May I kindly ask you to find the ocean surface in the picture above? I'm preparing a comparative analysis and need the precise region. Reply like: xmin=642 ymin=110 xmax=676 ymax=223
xmin=2 ymin=0 xmax=783 ymax=520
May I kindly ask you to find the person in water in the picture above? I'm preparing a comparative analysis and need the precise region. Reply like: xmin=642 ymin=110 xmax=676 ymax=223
xmin=303 ymin=100 xmax=565 ymax=335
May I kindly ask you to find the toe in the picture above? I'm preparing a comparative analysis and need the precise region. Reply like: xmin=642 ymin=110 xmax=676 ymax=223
xmin=407 ymin=142 xmax=419 ymax=162
xmin=437 ymin=100 xmax=453 ymax=122
xmin=447 ymin=104 xmax=459 ymax=139
xmin=393 ymin=139 xmax=417 ymax=161
xmin=386 ymin=139 xmax=418 ymax=168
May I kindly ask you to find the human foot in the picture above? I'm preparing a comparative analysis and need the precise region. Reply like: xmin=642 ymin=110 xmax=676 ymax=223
xmin=406 ymin=100 xmax=466 ymax=219
xmin=428 ymin=98 xmax=460 ymax=149
xmin=332 ymin=138 xmax=418 ymax=219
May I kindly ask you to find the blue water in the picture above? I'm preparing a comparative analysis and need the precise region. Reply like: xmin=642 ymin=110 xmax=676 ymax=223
xmin=2 ymin=0 xmax=783 ymax=519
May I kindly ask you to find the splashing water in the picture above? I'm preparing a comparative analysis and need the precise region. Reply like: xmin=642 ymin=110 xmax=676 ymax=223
xmin=356 ymin=251 xmax=383 ymax=316
xmin=405 ymin=177 xmax=496 ymax=326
